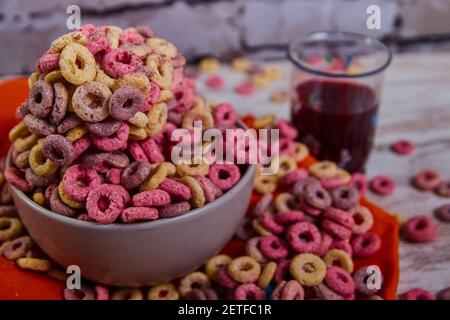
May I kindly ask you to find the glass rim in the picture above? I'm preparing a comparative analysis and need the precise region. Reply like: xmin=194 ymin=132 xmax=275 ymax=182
xmin=287 ymin=31 xmax=393 ymax=79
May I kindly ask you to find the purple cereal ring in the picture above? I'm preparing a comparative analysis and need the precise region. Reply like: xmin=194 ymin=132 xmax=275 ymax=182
xmin=436 ymin=204 xmax=450 ymax=222
xmin=353 ymin=266 xmax=383 ymax=295
xmin=120 ymin=207 xmax=158 ymax=223
xmin=106 ymin=168 xmax=122 ymax=185
xmin=140 ymin=137 xmax=165 ymax=163
xmin=36 ymin=52 xmax=60 ymax=73
xmin=260 ymin=235 xmax=289 ymax=260
xmin=252 ymin=193 xmax=273 ymax=217
xmin=286 ymin=221 xmax=322 ymax=254
xmin=292 ymin=177 xmax=321 ymax=199
xmin=323 ymin=207 xmax=355 ymax=229
xmin=167 ymin=110 xmax=182 ymax=125
xmin=61 ymin=165 xmax=101 ymax=202
xmin=158 ymin=201 xmax=191 ymax=219
xmin=212 ymin=103 xmax=238 ymax=127
xmin=350 ymin=173 xmax=368 ymax=196
xmin=129 ymin=140 xmax=148 ymax=162
xmin=109 ymin=86 xmax=143 ymax=121
xmin=324 ymin=266 xmax=355 ymax=296
xmin=235 ymin=218 xmax=257 ymax=241
xmin=321 ymin=219 xmax=352 ymax=241
xmin=63 ymin=284 xmax=95 ymax=300
xmin=217 ymin=265 xmax=239 ymax=290
xmin=370 ymin=176 xmax=395 ymax=196
xmin=234 ymin=283 xmax=265 ymax=300
xmin=413 ymin=170 xmax=443 ymax=191
xmin=159 ymin=178 xmax=192 ymax=202
xmin=50 ymin=188 xmax=78 ymax=217
xmin=50 ymin=82 xmax=69 ymax=125
xmin=16 ymin=101 xmax=30 ymax=120
xmin=281 ymin=169 xmax=308 ymax=187
xmin=86 ymin=118 xmax=121 ymax=137
xmin=313 ymin=283 xmax=344 ymax=300
xmin=91 ymin=122 xmax=129 ymax=152
xmin=105 ymin=151 xmax=130 ymax=168
xmin=72 ymin=82 xmax=111 ymax=122
xmin=3 ymin=236 xmax=33 ymax=260
xmin=303 ymin=183 xmax=332 ymax=210
xmin=132 ymin=189 xmax=171 ymax=207
xmin=57 ymin=114 xmax=83 ymax=134
xmin=402 ymin=216 xmax=438 ymax=243
xmin=86 ymin=184 xmax=127 ymax=224
xmin=208 ymin=164 xmax=240 ymax=191
xmin=351 ymin=232 xmax=381 ymax=258
xmin=121 ymin=161 xmax=151 ymax=189
xmin=42 ymin=134 xmax=75 ymax=166
xmin=348 ymin=206 xmax=374 ymax=234
xmin=28 ymin=80 xmax=54 ymax=118
xmin=401 ymin=288 xmax=434 ymax=300
xmin=258 ymin=212 xmax=284 ymax=234
xmin=23 ymin=114 xmax=56 ymax=136
xmin=330 ymin=185 xmax=359 ymax=210
xmin=436 ymin=181 xmax=450 ymax=198
xmin=102 ymin=48 xmax=142 ymax=78
xmin=300 ymin=200 xmax=322 ymax=218
xmin=274 ymin=211 xmax=305 ymax=226
xmin=193 ymin=175 xmax=222 ymax=203
xmin=4 ymin=167 xmax=33 ymax=192
xmin=25 ymin=168 xmax=56 ymax=188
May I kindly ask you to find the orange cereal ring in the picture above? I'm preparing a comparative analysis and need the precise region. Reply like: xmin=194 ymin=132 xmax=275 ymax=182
xmin=253 ymin=114 xmax=275 ymax=129
xmin=293 ymin=142 xmax=309 ymax=162
xmin=227 ymin=256 xmax=261 ymax=284
xmin=59 ymin=43 xmax=96 ymax=85
xmin=290 ymin=253 xmax=326 ymax=287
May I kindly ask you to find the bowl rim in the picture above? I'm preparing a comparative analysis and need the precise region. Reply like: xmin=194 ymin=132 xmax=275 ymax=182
xmin=7 ymin=149 xmax=256 ymax=231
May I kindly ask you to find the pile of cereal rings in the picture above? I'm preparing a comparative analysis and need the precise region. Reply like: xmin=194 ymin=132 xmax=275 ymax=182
xmin=5 ymin=24 xmax=245 ymax=225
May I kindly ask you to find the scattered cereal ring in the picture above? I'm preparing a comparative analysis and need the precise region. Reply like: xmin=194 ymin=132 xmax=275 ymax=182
xmin=3 ymin=236 xmax=33 ymax=261
xmin=234 ymin=283 xmax=265 ymax=300
xmin=370 ymin=175 xmax=396 ymax=195
xmin=348 ymin=205 xmax=374 ymax=234
xmin=402 ymin=215 xmax=438 ymax=243
xmin=351 ymin=232 xmax=381 ymax=258
xmin=325 ymin=266 xmax=355 ymax=296
xmin=17 ymin=257 xmax=51 ymax=272
xmin=245 ymin=237 xmax=269 ymax=264
xmin=257 ymin=261 xmax=277 ymax=289
xmin=436 ymin=181 xmax=450 ymax=198
xmin=260 ymin=235 xmax=289 ymax=260
xmin=234 ymin=82 xmax=255 ymax=96
xmin=435 ymin=204 xmax=450 ymax=222
xmin=198 ymin=57 xmax=220 ymax=73
xmin=287 ymin=221 xmax=322 ymax=254
xmin=228 ymin=256 xmax=261 ymax=284
xmin=323 ymin=248 xmax=353 ymax=273
xmin=413 ymin=170 xmax=443 ymax=191
xmin=350 ymin=172 xmax=368 ymax=195
xmin=205 ymin=254 xmax=233 ymax=282
xmin=259 ymin=212 xmax=284 ymax=235
xmin=147 ymin=283 xmax=179 ymax=300
xmin=391 ymin=139 xmax=414 ymax=155
xmin=206 ymin=75 xmax=224 ymax=90
xmin=289 ymin=253 xmax=326 ymax=287
xmin=401 ymin=288 xmax=434 ymax=300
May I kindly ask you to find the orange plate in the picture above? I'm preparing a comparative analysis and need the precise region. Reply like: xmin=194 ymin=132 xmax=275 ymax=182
xmin=0 ymin=79 xmax=399 ymax=300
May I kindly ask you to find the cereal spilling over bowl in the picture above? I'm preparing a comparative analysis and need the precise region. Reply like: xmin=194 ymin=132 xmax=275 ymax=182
xmin=5 ymin=24 xmax=245 ymax=224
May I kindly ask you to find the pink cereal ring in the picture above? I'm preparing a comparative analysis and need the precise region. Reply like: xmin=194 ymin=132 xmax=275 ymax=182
xmin=4 ymin=167 xmax=33 ymax=193
xmin=159 ymin=178 xmax=192 ymax=202
xmin=350 ymin=173 xmax=368 ymax=196
xmin=281 ymin=169 xmax=309 ymax=187
xmin=128 ymin=140 xmax=148 ymax=162
xmin=192 ymin=175 xmax=222 ymax=203
xmin=402 ymin=288 xmax=434 ymax=300
xmin=86 ymin=184 xmax=127 ymax=224
xmin=316 ymin=232 xmax=333 ymax=257
xmin=87 ymin=33 xmax=111 ymax=62
xmin=259 ymin=235 xmax=289 ymax=260
xmin=402 ymin=215 xmax=438 ymax=243
xmin=140 ymin=137 xmax=165 ymax=163
xmin=212 ymin=103 xmax=238 ymax=127
xmin=95 ymin=284 xmax=110 ymax=300
xmin=274 ymin=119 xmax=298 ymax=140
xmin=36 ymin=52 xmax=60 ymax=73
xmin=274 ymin=211 xmax=305 ymax=226
xmin=286 ymin=221 xmax=322 ymax=254
xmin=91 ymin=122 xmax=129 ymax=152
xmin=351 ymin=232 xmax=381 ymax=258
xmin=325 ymin=266 xmax=355 ymax=296
xmin=141 ymin=82 xmax=161 ymax=112
xmin=79 ymin=24 xmax=97 ymax=37
xmin=348 ymin=206 xmax=374 ymax=234
xmin=61 ymin=165 xmax=101 ymax=202
xmin=119 ymin=30 xmax=144 ymax=46
xmin=258 ymin=212 xmax=284 ymax=234
xmin=323 ymin=207 xmax=355 ymax=229
xmin=321 ymin=219 xmax=352 ymax=241
xmin=391 ymin=139 xmax=414 ymax=155
xmin=208 ymin=164 xmax=240 ymax=191
xmin=234 ymin=82 xmax=255 ymax=96
xmin=132 ymin=189 xmax=171 ymax=207
xmin=102 ymin=48 xmax=142 ymax=78
xmin=206 ymin=75 xmax=224 ymax=90
xmin=120 ymin=207 xmax=158 ymax=223
xmin=217 ymin=265 xmax=239 ymax=290
xmin=106 ymin=168 xmax=122 ymax=185
xmin=332 ymin=240 xmax=353 ymax=257
xmin=370 ymin=175 xmax=395 ymax=195
xmin=272 ymin=280 xmax=305 ymax=300
xmin=252 ymin=193 xmax=273 ymax=217
xmin=279 ymin=138 xmax=296 ymax=156
xmin=234 ymin=283 xmax=265 ymax=300
xmin=413 ymin=170 xmax=443 ymax=191
xmin=158 ymin=201 xmax=191 ymax=219
xmin=273 ymin=259 xmax=292 ymax=284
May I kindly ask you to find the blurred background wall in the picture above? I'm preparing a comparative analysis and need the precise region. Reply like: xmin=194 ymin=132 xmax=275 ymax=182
xmin=1 ymin=0 xmax=450 ymax=75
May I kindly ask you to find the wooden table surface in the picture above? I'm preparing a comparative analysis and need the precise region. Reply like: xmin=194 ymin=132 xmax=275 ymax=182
xmin=197 ymin=52 xmax=450 ymax=296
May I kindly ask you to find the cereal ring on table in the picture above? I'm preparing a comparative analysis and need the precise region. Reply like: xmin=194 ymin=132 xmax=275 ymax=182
xmin=181 ymin=109 xmax=214 ymax=130
xmin=91 ymin=122 xmax=129 ymax=152
xmin=205 ymin=254 xmax=233 ymax=282
xmin=230 ymin=57 xmax=251 ymax=72
xmin=250 ymin=74 xmax=271 ymax=89
xmin=436 ymin=204 xmax=450 ymax=222
xmin=277 ymin=155 xmax=297 ymax=177
xmin=3 ymin=236 xmax=33 ymax=261
xmin=259 ymin=212 xmax=284 ymax=234
xmin=147 ymin=102 xmax=168 ymax=136
xmin=108 ymin=86 xmax=143 ymax=121
xmin=274 ymin=193 xmax=297 ymax=213
xmin=146 ymin=38 xmax=177 ymax=58
xmin=50 ymin=82 xmax=69 ymax=125
xmin=324 ymin=266 xmax=355 ymax=296
xmin=139 ymin=162 xmax=174 ymax=191
xmin=252 ymin=193 xmax=273 ymax=217
xmin=57 ymin=114 xmax=83 ymax=134
xmin=303 ymin=183 xmax=331 ymax=210
xmin=234 ymin=283 xmax=265 ymax=300
xmin=32 ymin=191 xmax=46 ymax=206
xmin=120 ymin=207 xmax=158 ymax=223
xmin=313 ymin=283 xmax=344 ymax=300
xmin=178 ymin=176 xmax=206 ymax=208
xmin=86 ymin=184 xmax=128 ymax=224
xmin=308 ymin=161 xmax=337 ymax=179
xmin=132 ymin=189 xmax=171 ymax=207
xmin=351 ymin=232 xmax=381 ymax=258
xmin=72 ymin=81 xmax=112 ymax=122
xmin=49 ymin=31 xmax=88 ymax=53
xmin=103 ymin=48 xmax=142 ymax=79
xmin=205 ymin=75 xmax=224 ymax=90
xmin=112 ymin=72 xmax=150 ymax=95
xmin=353 ymin=266 xmax=383 ymax=296
xmin=257 ymin=261 xmax=277 ymax=289
xmin=29 ymin=141 xmax=58 ymax=176
xmin=95 ymin=66 xmax=115 ymax=88
xmin=17 ymin=257 xmax=51 ymax=272
xmin=23 ymin=114 xmax=56 ymax=136
xmin=208 ymin=164 xmax=240 ymax=191
xmin=121 ymin=161 xmax=151 ymax=189
xmin=147 ymin=283 xmax=179 ymax=300
xmin=212 ymin=103 xmax=238 ymax=127
xmin=25 ymin=168 xmax=56 ymax=188
xmin=158 ymin=201 xmax=191 ymax=218
xmin=58 ymin=183 xmax=85 ymax=209
xmin=437 ymin=287 xmax=450 ymax=300
xmin=227 ymin=256 xmax=261 ymax=284
xmin=350 ymin=172 xmax=368 ymax=195
xmin=402 ymin=216 xmax=438 ymax=243
xmin=176 ymin=163 xmax=209 ymax=177
xmin=271 ymin=280 xmax=305 ymax=300
xmin=128 ymin=111 xmax=149 ymax=128
xmin=253 ymin=175 xmax=278 ymax=194
xmin=198 ymin=57 xmax=220 ymax=73
xmin=401 ymin=288 xmax=434 ymax=300
xmin=179 ymin=272 xmax=211 ymax=297
xmin=323 ymin=248 xmax=353 ymax=273
xmin=244 ymin=236 xmax=269 ymax=264
xmin=413 ymin=170 xmax=443 ymax=191
xmin=146 ymin=54 xmax=173 ymax=89
xmin=330 ymin=185 xmax=359 ymax=210
xmin=289 ymin=253 xmax=326 ymax=287
xmin=348 ymin=205 xmax=374 ymax=234
xmin=260 ymin=235 xmax=289 ymax=260
xmin=370 ymin=175 xmax=396 ymax=195
xmin=59 ymin=43 xmax=96 ymax=85
xmin=324 ymin=207 xmax=354 ymax=229
xmin=0 ymin=217 xmax=23 ymax=241
xmin=42 ymin=134 xmax=75 ymax=166
xmin=436 ymin=181 xmax=450 ymax=198
xmin=4 ymin=167 xmax=33 ymax=192
xmin=193 ymin=175 xmax=222 ymax=203
xmin=111 ymin=288 xmax=143 ymax=300
xmin=264 ymin=66 xmax=282 ymax=81
xmin=287 ymin=221 xmax=322 ymax=254
xmin=270 ymin=90 xmax=289 ymax=104
xmin=391 ymin=139 xmax=415 ymax=155
xmin=253 ymin=219 xmax=272 ymax=235
xmin=28 ymin=80 xmax=54 ymax=119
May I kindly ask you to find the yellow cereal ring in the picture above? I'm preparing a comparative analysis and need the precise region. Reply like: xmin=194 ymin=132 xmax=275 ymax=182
xmin=111 ymin=288 xmax=143 ymax=300
xmin=29 ymin=141 xmax=58 ymax=176
xmin=147 ymin=103 xmax=168 ymax=136
xmin=290 ymin=253 xmax=326 ymax=287
xmin=258 ymin=261 xmax=277 ymax=289
xmin=13 ymin=133 xmax=38 ymax=153
xmin=278 ymin=155 xmax=297 ymax=177
xmin=251 ymin=219 xmax=272 ymax=236
xmin=95 ymin=66 xmax=115 ymax=88
xmin=32 ymin=192 xmax=45 ymax=206
xmin=147 ymin=283 xmax=179 ymax=300
xmin=44 ymin=70 xmax=65 ymax=85
xmin=49 ymin=31 xmax=88 ymax=53
xmin=253 ymin=174 xmax=278 ymax=194
xmin=58 ymin=183 xmax=84 ymax=209
xmin=227 ymin=256 xmax=261 ymax=284
xmin=176 ymin=163 xmax=209 ymax=177
xmin=335 ymin=168 xmax=351 ymax=184
xmin=128 ymin=125 xmax=148 ymax=140
xmin=250 ymin=74 xmax=271 ymax=89
xmin=17 ymin=257 xmax=52 ymax=272
xmin=65 ymin=125 xmax=88 ymax=142
xmin=8 ymin=122 xmax=29 ymax=141
xmin=182 ymin=109 xmax=214 ymax=130
xmin=270 ymin=90 xmax=288 ymax=104
xmin=230 ymin=57 xmax=251 ymax=72
xmin=146 ymin=38 xmax=177 ymax=59
xmin=264 ymin=66 xmax=282 ymax=81
xmin=105 ymin=26 xmax=122 ymax=49
xmin=192 ymin=96 xmax=206 ymax=112
xmin=28 ymin=72 xmax=41 ymax=88
xmin=323 ymin=249 xmax=354 ymax=273
xmin=59 ymin=43 xmax=96 ymax=85
xmin=128 ymin=111 xmax=148 ymax=128
xmin=47 ymin=267 xmax=68 ymax=282
xmin=0 ymin=217 xmax=23 ymax=241
xmin=178 ymin=176 xmax=205 ymax=208
xmin=293 ymin=142 xmax=309 ymax=162
xmin=147 ymin=57 xmax=173 ymax=90
xmin=113 ymin=73 xmax=150 ymax=95
xmin=14 ymin=151 xmax=30 ymax=169
xmin=179 ymin=272 xmax=211 ymax=297
xmin=253 ymin=114 xmax=275 ymax=129
xmin=205 ymin=254 xmax=233 ymax=282
xmin=309 ymin=160 xmax=338 ymax=179
xmin=157 ymin=89 xmax=173 ymax=104
xmin=274 ymin=192 xmax=296 ymax=213
xmin=139 ymin=163 xmax=171 ymax=191
xmin=198 ymin=57 xmax=220 ymax=73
